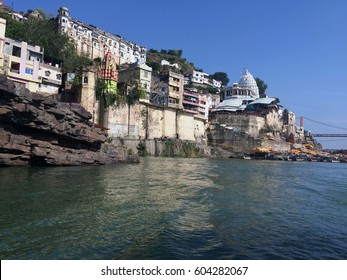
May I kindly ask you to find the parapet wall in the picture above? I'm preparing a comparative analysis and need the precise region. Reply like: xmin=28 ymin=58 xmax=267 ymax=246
xmin=107 ymin=103 xmax=206 ymax=141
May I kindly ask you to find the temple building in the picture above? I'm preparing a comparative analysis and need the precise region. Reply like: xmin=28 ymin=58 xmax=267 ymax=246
xmin=96 ymin=50 xmax=118 ymax=127
xmin=215 ymin=69 xmax=259 ymax=112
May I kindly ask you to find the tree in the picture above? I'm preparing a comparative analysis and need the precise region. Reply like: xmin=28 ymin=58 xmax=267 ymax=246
xmin=210 ymin=72 xmax=229 ymax=86
xmin=1 ymin=11 xmax=91 ymax=76
xmin=0 ymin=12 xmax=26 ymax=39
xmin=95 ymin=79 xmax=120 ymax=108
xmin=207 ymin=87 xmax=219 ymax=94
xmin=126 ymin=85 xmax=146 ymax=136
xmin=255 ymin=77 xmax=268 ymax=98
xmin=167 ymin=49 xmax=182 ymax=57
xmin=147 ymin=61 xmax=160 ymax=71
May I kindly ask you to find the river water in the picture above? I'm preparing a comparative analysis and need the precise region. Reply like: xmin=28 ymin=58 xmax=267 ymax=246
xmin=1 ymin=157 xmax=346 ymax=260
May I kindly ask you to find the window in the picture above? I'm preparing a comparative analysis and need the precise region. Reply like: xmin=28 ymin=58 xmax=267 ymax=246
xmin=12 ymin=46 xmax=21 ymax=57
xmin=45 ymin=71 xmax=51 ymax=77
xmin=10 ymin=62 xmax=20 ymax=73
xmin=83 ymin=76 xmax=88 ymax=84
xmin=169 ymin=98 xmax=178 ymax=104
xmin=25 ymin=68 xmax=33 ymax=75
xmin=56 ymin=74 xmax=62 ymax=80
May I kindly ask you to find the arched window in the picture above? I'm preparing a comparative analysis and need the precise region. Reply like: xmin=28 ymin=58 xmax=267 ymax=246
xmin=83 ymin=76 xmax=88 ymax=84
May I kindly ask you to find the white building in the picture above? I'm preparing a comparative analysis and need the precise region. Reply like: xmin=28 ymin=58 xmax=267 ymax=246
xmin=56 ymin=7 xmax=146 ymax=65
xmin=186 ymin=70 xmax=222 ymax=92
xmin=39 ymin=63 xmax=62 ymax=95
xmin=188 ymin=70 xmax=209 ymax=85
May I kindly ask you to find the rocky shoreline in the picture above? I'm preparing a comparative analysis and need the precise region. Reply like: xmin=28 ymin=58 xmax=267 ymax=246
xmin=0 ymin=76 xmax=138 ymax=166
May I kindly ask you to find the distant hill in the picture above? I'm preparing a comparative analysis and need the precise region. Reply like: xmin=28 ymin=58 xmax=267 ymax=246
xmin=146 ymin=49 xmax=201 ymax=75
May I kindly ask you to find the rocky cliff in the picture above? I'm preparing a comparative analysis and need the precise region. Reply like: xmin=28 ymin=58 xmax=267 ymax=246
xmin=0 ymin=75 xmax=137 ymax=166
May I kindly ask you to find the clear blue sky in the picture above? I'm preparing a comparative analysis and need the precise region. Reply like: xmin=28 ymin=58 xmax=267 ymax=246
xmin=8 ymin=0 xmax=347 ymax=149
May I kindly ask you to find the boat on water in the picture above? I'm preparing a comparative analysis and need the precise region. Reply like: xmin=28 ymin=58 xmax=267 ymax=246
xmin=291 ymin=155 xmax=305 ymax=162
xmin=328 ymin=157 xmax=340 ymax=163
xmin=243 ymin=154 xmax=252 ymax=160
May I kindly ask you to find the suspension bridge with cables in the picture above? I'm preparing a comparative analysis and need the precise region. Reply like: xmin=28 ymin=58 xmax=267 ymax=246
xmin=311 ymin=134 xmax=347 ymax=137
xmin=302 ymin=116 xmax=347 ymax=137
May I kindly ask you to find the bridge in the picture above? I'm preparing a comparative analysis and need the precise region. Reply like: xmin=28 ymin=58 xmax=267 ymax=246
xmin=302 ymin=117 xmax=347 ymax=139
xmin=311 ymin=134 xmax=347 ymax=137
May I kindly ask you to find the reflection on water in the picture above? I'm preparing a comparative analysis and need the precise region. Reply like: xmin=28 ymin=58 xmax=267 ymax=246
xmin=0 ymin=158 xmax=347 ymax=259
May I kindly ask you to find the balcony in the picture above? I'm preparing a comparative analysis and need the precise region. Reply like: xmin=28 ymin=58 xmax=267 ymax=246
xmin=183 ymin=100 xmax=199 ymax=106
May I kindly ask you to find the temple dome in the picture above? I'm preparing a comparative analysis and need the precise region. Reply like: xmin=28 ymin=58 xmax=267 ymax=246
xmin=238 ymin=69 xmax=259 ymax=97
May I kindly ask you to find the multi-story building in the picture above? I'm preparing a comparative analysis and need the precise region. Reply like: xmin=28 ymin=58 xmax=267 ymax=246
xmin=209 ymin=93 xmax=220 ymax=110
xmin=188 ymin=70 xmax=209 ymax=85
xmin=151 ymin=70 xmax=184 ymax=109
xmin=183 ymin=88 xmax=209 ymax=119
xmin=118 ymin=63 xmax=152 ymax=102
xmin=56 ymin=7 xmax=146 ymax=65
xmin=38 ymin=63 xmax=62 ymax=95
xmin=1 ymin=36 xmax=42 ymax=91
xmin=186 ymin=70 xmax=222 ymax=92
xmin=0 ymin=18 xmax=62 ymax=95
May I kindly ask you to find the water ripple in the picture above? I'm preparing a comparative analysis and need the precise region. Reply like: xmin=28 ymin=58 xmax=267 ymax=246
xmin=1 ymin=158 xmax=347 ymax=259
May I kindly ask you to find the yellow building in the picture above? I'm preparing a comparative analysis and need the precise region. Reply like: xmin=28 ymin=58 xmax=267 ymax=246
xmin=151 ymin=70 xmax=184 ymax=109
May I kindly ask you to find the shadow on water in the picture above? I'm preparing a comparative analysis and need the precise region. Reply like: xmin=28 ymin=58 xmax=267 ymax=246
xmin=0 ymin=158 xmax=347 ymax=259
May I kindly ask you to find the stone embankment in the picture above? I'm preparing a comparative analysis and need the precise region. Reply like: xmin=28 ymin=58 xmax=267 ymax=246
xmin=0 ymin=75 xmax=138 ymax=166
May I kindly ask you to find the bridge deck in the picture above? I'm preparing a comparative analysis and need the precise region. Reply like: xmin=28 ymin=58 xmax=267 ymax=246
xmin=311 ymin=134 xmax=347 ymax=137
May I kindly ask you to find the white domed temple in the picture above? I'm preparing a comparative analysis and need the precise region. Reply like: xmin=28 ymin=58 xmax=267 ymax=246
xmin=214 ymin=69 xmax=260 ymax=112
xmin=238 ymin=69 xmax=259 ymax=97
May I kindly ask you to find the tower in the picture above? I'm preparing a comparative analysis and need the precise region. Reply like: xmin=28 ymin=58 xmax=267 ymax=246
xmin=238 ymin=69 xmax=259 ymax=98
xmin=58 ymin=7 xmax=70 ymax=18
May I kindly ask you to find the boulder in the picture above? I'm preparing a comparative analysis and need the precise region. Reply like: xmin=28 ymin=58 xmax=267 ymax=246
xmin=0 ymin=75 xmax=130 ymax=166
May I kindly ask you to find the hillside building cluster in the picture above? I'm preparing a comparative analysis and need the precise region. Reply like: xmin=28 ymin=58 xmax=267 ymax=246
xmin=0 ymin=3 xmax=313 ymax=154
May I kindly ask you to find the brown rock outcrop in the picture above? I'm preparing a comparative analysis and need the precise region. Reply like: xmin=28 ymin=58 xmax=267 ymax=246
xmin=0 ymin=75 xmax=137 ymax=166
